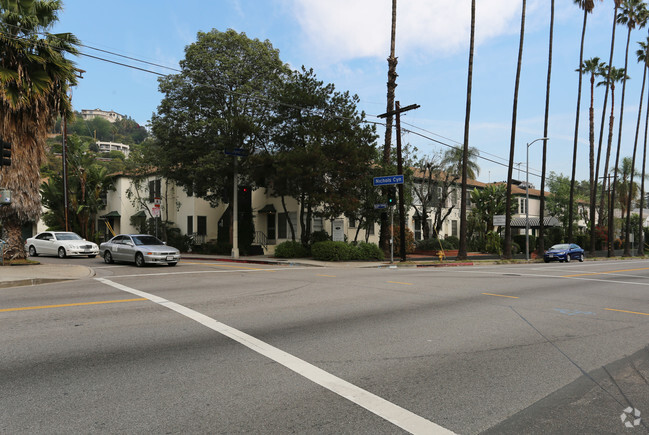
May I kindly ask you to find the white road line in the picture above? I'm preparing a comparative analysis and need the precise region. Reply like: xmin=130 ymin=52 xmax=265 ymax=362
xmin=95 ymin=277 xmax=454 ymax=435
xmin=107 ymin=266 xmax=316 ymax=279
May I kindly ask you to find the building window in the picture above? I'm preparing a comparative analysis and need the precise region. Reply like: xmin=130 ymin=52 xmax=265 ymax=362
xmin=278 ymin=212 xmax=297 ymax=239
xmin=313 ymin=217 xmax=324 ymax=232
xmin=452 ymin=220 xmax=458 ymax=237
xmin=519 ymin=198 xmax=527 ymax=214
xmin=367 ymin=223 xmax=374 ymax=235
xmin=349 ymin=217 xmax=356 ymax=228
xmin=267 ymin=214 xmax=276 ymax=240
xmin=197 ymin=216 xmax=207 ymax=236
xmin=414 ymin=219 xmax=422 ymax=240
xmin=187 ymin=216 xmax=193 ymax=235
xmin=148 ymin=179 xmax=161 ymax=203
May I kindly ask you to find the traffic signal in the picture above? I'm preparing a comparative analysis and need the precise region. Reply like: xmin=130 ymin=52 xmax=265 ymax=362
xmin=0 ymin=139 xmax=10 ymax=167
xmin=387 ymin=186 xmax=396 ymax=205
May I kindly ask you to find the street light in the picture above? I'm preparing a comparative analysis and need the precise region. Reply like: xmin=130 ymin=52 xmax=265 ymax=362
xmin=526 ymin=137 xmax=549 ymax=261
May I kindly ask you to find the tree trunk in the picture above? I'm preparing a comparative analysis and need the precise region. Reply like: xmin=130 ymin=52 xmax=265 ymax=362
xmin=505 ymin=0 xmax=526 ymax=259
xmin=539 ymin=0 xmax=554 ymax=255
xmin=458 ymin=0 xmax=475 ymax=260
xmin=568 ymin=8 xmax=588 ymax=241
xmin=589 ymin=72 xmax=597 ymax=255
xmin=639 ymin=69 xmax=649 ymax=256
xmin=610 ymin=27 xmax=632 ymax=257
xmin=1 ymin=216 xmax=26 ymax=261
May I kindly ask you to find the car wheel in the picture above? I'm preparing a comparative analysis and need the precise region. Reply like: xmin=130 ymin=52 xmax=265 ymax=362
xmin=58 ymin=247 xmax=66 ymax=258
xmin=565 ymin=254 xmax=571 ymax=263
xmin=28 ymin=245 xmax=38 ymax=257
xmin=104 ymin=251 xmax=114 ymax=264
xmin=544 ymin=258 xmax=550 ymax=263
xmin=135 ymin=252 xmax=145 ymax=267
xmin=579 ymin=254 xmax=584 ymax=262
xmin=167 ymin=262 xmax=177 ymax=267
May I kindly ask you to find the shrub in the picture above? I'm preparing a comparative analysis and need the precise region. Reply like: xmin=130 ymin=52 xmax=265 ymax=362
xmin=311 ymin=241 xmax=353 ymax=261
xmin=415 ymin=238 xmax=442 ymax=251
xmin=485 ymin=231 xmax=502 ymax=255
xmin=393 ymin=226 xmax=416 ymax=254
xmin=274 ymin=241 xmax=309 ymax=258
xmin=353 ymin=242 xmax=384 ymax=261
xmin=444 ymin=236 xmax=460 ymax=249
xmin=310 ymin=230 xmax=331 ymax=245
xmin=512 ymin=234 xmax=536 ymax=254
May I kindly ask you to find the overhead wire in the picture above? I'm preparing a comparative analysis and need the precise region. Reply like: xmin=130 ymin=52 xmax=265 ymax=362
xmin=2 ymin=24 xmax=544 ymax=181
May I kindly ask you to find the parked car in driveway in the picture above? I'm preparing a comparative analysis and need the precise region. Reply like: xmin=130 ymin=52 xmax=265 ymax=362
xmin=25 ymin=231 xmax=99 ymax=258
xmin=100 ymin=234 xmax=180 ymax=267
xmin=543 ymin=243 xmax=584 ymax=263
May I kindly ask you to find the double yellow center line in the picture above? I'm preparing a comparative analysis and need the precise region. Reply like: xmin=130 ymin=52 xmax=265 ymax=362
xmin=0 ymin=298 xmax=147 ymax=313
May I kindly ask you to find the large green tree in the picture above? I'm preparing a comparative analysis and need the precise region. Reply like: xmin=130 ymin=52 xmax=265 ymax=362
xmin=0 ymin=0 xmax=79 ymax=260
xmin=254 ymin=67 xmax=377 ymax=247
xmin=150 ymin=29 xmax=288 ymax=206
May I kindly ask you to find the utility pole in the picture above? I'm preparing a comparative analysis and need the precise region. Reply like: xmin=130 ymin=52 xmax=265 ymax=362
xmin=380 ymin=0 xmax=399 ymax=252
xmin=62 ymin=113 xmax=69 ymax=232
xmin=378 ymin=102 xmax=420 ymax=261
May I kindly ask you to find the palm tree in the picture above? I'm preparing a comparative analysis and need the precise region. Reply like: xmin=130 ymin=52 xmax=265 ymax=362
xmin=441 ymin=146 xmax=480 ymax=180
xmin=615 ymin=157 xmax=639 ymax=218
xmin=625 ymin=36 xmax=649 ymax=256
xmin=582 ymin=57 xmax=606 ymax=254
xmin=568 ymin=0 xmax=602 ymax=242
xmin=597 ymin=0 xmax=624 ymax=230
xmin=0 ymin=0 xmax=79 ymax=260
xmin=597 ymin=65 xmax=628 ymax=251
xmin=504 ymin=0 xmax=526 ymax=260
xmin=539 ymin=0 xmax=555 ymax=256
xmin=611 ymin=0 xmax=648 ymax=257
xmin=458 ymin=0 xmax=476 ymax=261
xmin=639 ymin=35 xmax=649 ymax=256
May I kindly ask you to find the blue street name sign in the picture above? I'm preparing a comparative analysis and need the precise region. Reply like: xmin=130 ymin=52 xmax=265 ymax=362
xmin=374 ymin=203 xmax=387 ymax=209
xmin=225 ymin=148 xmax=248 ymax=157
xmin=373 ymin=175 xmax=404 ymax=186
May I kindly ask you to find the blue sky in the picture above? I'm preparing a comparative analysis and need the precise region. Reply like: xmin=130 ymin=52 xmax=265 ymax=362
xmin=51 ymin=1 xmax=649 ymax=186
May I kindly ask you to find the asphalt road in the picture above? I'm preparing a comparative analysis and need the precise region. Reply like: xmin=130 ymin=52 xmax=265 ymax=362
xmin=2 ymin=258 xmax=649 ymax=434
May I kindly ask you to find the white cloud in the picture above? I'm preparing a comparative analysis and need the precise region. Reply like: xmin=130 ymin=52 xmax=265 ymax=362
xmin=291 ymin=0 xmax=522 ymax=63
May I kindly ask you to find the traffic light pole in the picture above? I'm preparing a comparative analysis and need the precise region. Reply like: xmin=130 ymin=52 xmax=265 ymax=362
xmin=390 ymin=204 xmax=394 ymax=264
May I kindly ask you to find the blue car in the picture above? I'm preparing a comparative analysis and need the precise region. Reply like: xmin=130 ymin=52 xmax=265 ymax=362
xmin=543 ymin=243 xmax=584 ymax=263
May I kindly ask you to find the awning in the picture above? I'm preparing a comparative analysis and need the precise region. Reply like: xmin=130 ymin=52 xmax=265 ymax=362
xmin=258 ymin=204 xmax=276 ymax=213
xmin=100 ymin=210 xmax=121 ymax=218
xmin=510 ymin=216 xmax=560 ymax=228
xmin=132 ymin=210 xmax=147 ymax=218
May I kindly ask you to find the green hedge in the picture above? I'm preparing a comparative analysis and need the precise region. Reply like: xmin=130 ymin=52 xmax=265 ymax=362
xmin=311 ymin=241 xmax=384 ymax=261
xmin=274 ymin=241 xmax=309 ymax=258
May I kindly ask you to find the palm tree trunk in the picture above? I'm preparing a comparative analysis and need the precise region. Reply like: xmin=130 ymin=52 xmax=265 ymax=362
xmin=539 ymin=0 xmax=555 ymax=256
xmin=504 ymin=0 xmax=526 ymax=259
xmin=596 ymin=2 xmax=620 ymax=228
xmin=610 ymin=27 xmax=632 ymax=257
xmin=458 ymin=0 xmax=475 ymax=261
xmin=568 ymin=8 xmax=588 ymax=241
xmin=380 ymin=0 xmax=398 ymax=252
xmin=625 ymin=60 xmax=647 ymax=256
xmin=589 ymin=71 xmax=597 ymax=255
xmin=639 ymin=71 xmax=649 ymax=256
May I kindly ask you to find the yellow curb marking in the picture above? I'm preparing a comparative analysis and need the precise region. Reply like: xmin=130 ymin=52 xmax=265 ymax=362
xmin=387 ymin=281 xmax=413 ymax=285
xmin=0 ymin=298 xmax=147 ymax=313
xmin=317 ymin=274 xmax=337 ymax=277
xmin=482 ymin=292 xmax=519 ymax=299
xmin=562 ymin=267 xmax=649 ymax=278
xmin=605 ymin=308 xmax=649 ymax=316
xmin=180 ymin=262 xmax=274 ymax=271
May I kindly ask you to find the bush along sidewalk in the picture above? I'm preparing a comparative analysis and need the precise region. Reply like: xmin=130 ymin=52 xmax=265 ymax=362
xmin=311 ymin=241 xmax=384 ymax=262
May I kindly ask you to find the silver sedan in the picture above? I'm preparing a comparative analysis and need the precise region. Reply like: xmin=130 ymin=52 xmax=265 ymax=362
xmin=99 ymin=234 xmax=180 ymax=267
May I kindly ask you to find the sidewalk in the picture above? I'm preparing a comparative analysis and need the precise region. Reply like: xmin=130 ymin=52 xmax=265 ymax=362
xmin=0 ymin=252 xmax=481 ymax=289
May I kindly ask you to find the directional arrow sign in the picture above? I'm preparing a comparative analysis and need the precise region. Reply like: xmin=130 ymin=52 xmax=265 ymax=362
xmin=373 ymin=175 xmax=404 ymax=186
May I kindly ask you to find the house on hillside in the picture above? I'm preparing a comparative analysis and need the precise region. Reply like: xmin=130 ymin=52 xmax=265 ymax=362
xmin=81 ymin=109 xmax=124 ymax=123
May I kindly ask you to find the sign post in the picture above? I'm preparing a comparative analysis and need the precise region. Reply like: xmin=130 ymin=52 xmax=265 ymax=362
xmin=225 ymin=149 xmax=248 ymax=259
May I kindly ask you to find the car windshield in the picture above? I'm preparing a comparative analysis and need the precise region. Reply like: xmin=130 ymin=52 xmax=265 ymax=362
xmin=55 ymin=233 xmax=83 ymax=241
xmin=132 ymin=235 xmax=164 ymax=246
xmin=550 ymin=244 xmax=570 ymax=250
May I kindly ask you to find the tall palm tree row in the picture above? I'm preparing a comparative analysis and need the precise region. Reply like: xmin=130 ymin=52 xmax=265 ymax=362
xmin=504 ymin=0 xmax=527 ymax=260
xmin=538 ymin=0 xmax=555 ymax=256
xmin=458 ymin=0 xmax=476 ymax=261
xmin=569 ymin=0 xmax=602 ymax=242
xmin=595 ymin=0 xmax=623 ymax=231
xmin=625 ymin=36 xmax=649 ymax=256
xmin=0 ymin=0 xmax=80 ymax=260
xmin=583 ymin=57 xmax=606 ymax=255
xmin=610 ymin=0 xmax=648 ymax=257
xmin=639 ymin=35 xmax=649 ymax=255
xmin=597 ymin=65 xmax=627 ymax=243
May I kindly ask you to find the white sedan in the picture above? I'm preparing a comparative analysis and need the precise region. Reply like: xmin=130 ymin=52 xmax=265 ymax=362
xmin=25 ymin=231 xmax=99 ymax=258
